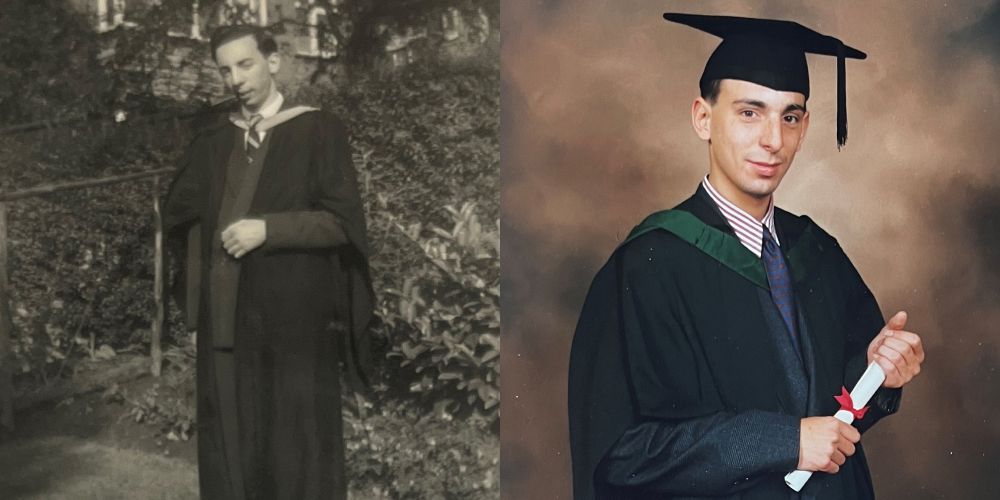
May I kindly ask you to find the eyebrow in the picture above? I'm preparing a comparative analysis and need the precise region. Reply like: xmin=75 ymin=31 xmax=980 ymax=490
xmin=732 ymin=99 xmax=807 ymax=114
xmin=221 ymin=57 xmax=253 ymax=68
xmin=733 ymin=99 xmax=767 ymax=108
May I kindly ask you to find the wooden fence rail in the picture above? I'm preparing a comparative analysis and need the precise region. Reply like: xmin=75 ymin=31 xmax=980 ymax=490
xmin=0 ymin=98 xmax=236 ymax=138
xmin=0 ymin=168 xmax=176 ymax=433
xmin=0 ymin=107 xmax=215 ymax=138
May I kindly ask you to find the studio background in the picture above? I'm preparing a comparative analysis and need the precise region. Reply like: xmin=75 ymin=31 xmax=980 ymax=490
xmin=501 ymin=1 xmax=1000 ymax=498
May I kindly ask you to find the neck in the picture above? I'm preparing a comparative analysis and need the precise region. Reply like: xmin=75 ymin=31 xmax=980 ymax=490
xmin=243 ymin=82 xmax=278 ymax=116
xmin=733 ymin=192 xmax=770 ymax=221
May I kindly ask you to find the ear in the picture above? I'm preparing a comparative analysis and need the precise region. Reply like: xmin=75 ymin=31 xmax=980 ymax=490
xmin=266 ymin=51 xmax=281 ymax=75
xmin=691 ymin=97 xmax=712 ymax=142
xmin=795 ymin=110 xmax=811 ymax=152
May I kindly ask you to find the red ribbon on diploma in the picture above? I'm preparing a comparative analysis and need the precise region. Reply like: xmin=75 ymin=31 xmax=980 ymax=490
xmin=834 ymin=386 xmax=869 ymax=420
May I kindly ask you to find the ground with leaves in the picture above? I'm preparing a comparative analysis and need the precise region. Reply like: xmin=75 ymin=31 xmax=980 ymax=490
xmin=1 ymin=362 xmax=497 ymax=499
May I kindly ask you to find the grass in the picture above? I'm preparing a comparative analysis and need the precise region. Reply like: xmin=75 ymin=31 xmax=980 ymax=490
xmin=0 ymin=436 xmax=199 ymax=500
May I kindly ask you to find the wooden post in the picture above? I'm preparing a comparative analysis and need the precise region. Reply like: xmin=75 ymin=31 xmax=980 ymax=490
xmin=151 ymin=177 xmax=164 ymax=377
xmin=185 ymin=224 xmax=201 ymax=330
xmin=0 ymin=202 xmax=15 ymax=432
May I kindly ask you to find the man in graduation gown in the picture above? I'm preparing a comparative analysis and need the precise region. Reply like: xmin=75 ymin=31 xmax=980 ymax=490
xmin=568 ymin=14 xmax=926 ymax=500
xmin=162 ymin=25 xmax=373 ymax=500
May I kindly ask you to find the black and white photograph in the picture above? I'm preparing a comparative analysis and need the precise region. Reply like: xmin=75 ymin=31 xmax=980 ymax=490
xmin=0 ymin=1 xmax=498 ymax=498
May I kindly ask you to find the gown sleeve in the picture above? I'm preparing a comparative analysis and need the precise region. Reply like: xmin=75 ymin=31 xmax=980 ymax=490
xmin=261 ymin=211 xmax=348 ymax=248
xmin=162 ymin=135 xmax=207 ymax=235
xmin=161 ymin=133 xmax=210 ymax=325
xmin=597 ymin=411 xmax=800 ymax=496
xmin=835 ymin=243 xmax=902 ymax=434
xmin=292 ymin=111 xmax=374 ymax=392
xmin=259 ymin=112 xmax=364 ymax=254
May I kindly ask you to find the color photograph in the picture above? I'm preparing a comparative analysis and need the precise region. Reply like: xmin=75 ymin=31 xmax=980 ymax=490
xmin=502 ymin=1 xmax=999 ymax=498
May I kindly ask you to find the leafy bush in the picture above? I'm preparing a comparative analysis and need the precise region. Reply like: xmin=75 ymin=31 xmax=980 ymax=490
xmin=296 ymin=61 xmax=500 ymax=423
xmin=345 ymin=399 xmax=498 ymax=499
xmin=0 ymin=0 xmax=112 ymax=125
xmin=109 ymin=331 xmax=199 ymax=443
xmin=380 ymin=202 xmax=499 ymax=418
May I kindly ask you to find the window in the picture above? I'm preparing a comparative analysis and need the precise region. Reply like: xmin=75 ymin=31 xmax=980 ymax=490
xmin=95 ymin=0 xmax=133 ymax=32
xmin=167 ymin=0 xmax=206 ymax=40
xmin=296 ymin=0 xmax=342 ymax=59
xmin=441 ymin=7 xmax=461 ymax=42
xmin=384 ymin=26 xmax=426 ymax=67
xmin=218 ymin=0 xmax=268 ymax=27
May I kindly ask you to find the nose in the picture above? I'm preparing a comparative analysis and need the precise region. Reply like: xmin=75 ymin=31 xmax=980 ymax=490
xmin=231 ymin=69 xmax=246 ymax=89
xmin=760 ymin=116 xmax=783 ymax=152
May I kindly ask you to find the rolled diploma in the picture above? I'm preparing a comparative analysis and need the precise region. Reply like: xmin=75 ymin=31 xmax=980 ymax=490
xmin=784 ymin=362 xmax=886 ymax=492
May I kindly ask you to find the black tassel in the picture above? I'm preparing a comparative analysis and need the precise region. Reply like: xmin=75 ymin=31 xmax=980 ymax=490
xmin=837 ymin=42 xmax=847 ymax=150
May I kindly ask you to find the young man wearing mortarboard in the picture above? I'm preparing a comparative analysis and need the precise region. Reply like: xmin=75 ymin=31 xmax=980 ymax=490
xmin=162 ymin=25 xmax=373 ymax=499
xmin=568 ymin=14 xmax=926 ymax=500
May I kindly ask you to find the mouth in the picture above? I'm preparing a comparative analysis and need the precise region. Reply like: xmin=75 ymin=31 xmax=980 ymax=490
xmin=747 ymin=160 xmax=783 ymax=177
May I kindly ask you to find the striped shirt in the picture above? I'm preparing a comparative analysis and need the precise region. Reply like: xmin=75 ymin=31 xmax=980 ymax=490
xmin=701 ymin=175 xmax=779 ymax=258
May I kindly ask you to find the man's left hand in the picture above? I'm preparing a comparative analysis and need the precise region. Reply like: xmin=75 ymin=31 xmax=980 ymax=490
xmin=221 ymin=219 xmax=266 ymax=259
xmin=867 ymin=311 xmax=925 ymax=389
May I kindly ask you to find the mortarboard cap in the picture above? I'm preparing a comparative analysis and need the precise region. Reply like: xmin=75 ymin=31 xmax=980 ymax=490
xmin=663 ymin=13 xmax=867 ymax=149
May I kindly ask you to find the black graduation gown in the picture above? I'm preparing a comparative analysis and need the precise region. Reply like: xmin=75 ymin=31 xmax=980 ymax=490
xmin=568 ymin=187 xmax=902 ymax=500
xmin=162 ymin=107 xmax=373 ymax=500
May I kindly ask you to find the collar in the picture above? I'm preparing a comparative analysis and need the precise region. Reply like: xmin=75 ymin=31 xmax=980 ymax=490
xmin=701 ymin=175 xmax=778 ymax=257
xmin=242 ymin=90 xmax=283 ymax=120
xmin=230 ymin=101 xmax=319 ymax=135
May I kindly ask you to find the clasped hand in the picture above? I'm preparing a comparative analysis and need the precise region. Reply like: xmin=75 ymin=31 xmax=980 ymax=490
xmin=221 ymin=219 xmax=266 ymax=258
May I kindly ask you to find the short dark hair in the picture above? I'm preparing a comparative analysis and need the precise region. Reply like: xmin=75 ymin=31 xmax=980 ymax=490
xmin=698 ymin=78 xmax=810 ymax=110
xmin=209 ymin=25 xmax=278 ymax=60
xmin=700 ymin=78 xmax=722 ymax=104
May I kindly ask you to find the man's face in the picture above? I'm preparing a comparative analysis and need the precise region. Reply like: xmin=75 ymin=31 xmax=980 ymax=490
xmin=214 ymin=35 xmax=280 ymax=112
xmin=695 ymin=79 xmax=810 ymax=206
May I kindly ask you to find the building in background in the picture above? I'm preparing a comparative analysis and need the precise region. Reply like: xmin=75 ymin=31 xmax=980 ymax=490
xmin=66 ymin=0 xmax=496 ymax=104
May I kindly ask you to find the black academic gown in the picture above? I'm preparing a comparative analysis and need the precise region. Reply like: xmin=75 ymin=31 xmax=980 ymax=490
xmin=568 ymin=187 xmax=902 ymax=500
xmin=162 ymin=106 xmax=373 ymax=500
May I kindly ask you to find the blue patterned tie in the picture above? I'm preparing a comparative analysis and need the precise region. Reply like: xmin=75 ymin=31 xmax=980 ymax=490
xmin=762 ymin=225 xmax=799 ymax=351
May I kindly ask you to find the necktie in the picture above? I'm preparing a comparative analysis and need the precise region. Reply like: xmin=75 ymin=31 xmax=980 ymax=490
xmin=762 ymin=225 xmax=799 ymax=351
xmin=245 ymin=114 xmax=262 ymax=162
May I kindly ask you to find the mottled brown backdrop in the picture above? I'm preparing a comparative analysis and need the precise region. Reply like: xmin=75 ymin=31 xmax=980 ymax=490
xmin=501 ymin=0 xmax=1000 ymax=498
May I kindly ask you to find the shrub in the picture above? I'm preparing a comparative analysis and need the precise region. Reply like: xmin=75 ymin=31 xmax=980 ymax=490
xmin=380 ymin=202 xmax=499 ymax=419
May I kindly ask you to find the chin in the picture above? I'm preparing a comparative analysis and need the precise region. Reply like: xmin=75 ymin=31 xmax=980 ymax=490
xmin=741 ymin=180 xmax=780 ymax=198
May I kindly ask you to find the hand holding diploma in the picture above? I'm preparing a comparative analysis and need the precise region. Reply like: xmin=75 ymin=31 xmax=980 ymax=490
xmin=786 ymin=363 xmax=884 ymax=490
xmin=867 ymin=311 xmax=925 ymax=388
xmin=795 ymin=415 xmax=861 ymax=475
xmin=786 ymin=311 xmax=925 ymax=491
